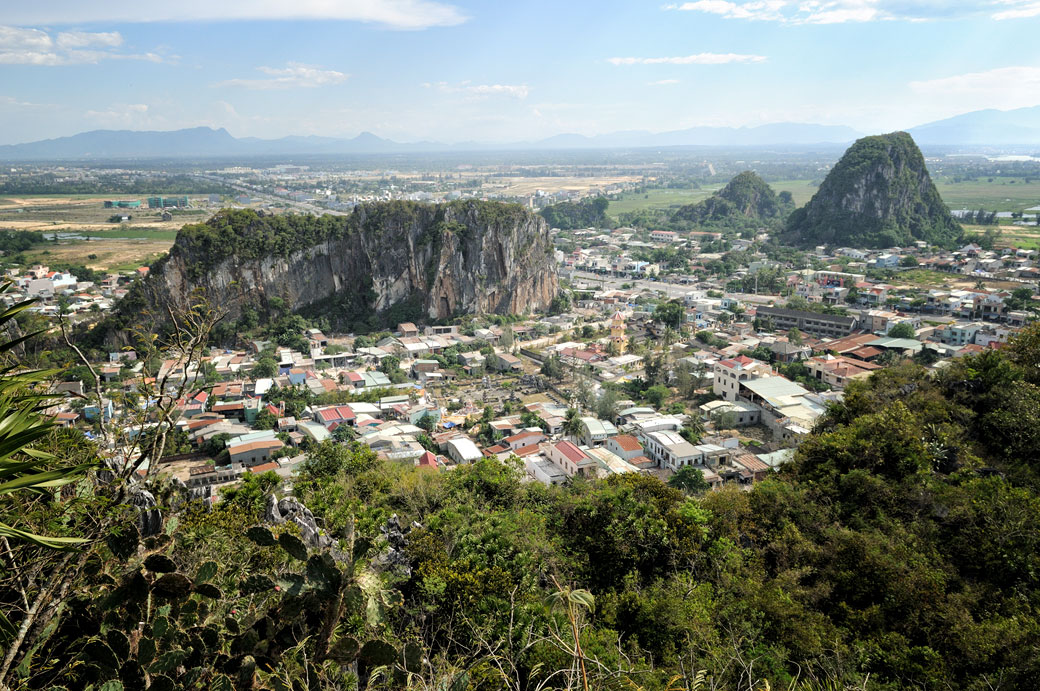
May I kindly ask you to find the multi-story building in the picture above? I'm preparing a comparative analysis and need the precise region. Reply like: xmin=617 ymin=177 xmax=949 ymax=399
xmin=756 ymin=306 xmax=860 ymax=339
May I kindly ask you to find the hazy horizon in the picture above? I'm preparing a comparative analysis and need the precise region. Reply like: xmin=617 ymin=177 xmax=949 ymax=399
xmin=3 ymin=1 xmax=1040 ymax=146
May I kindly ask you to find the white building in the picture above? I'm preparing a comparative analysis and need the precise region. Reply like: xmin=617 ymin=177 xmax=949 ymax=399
xmin=445 ymin=438 xmax=482 ymax=465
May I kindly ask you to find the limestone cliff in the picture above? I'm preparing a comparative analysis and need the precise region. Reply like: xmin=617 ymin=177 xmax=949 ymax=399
xmin=115 ymin=200 xmax=557 ymax=335
xmin=783 ymin=132 xmax=961 ymax=248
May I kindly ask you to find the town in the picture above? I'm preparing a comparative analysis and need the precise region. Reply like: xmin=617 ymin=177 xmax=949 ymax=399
xmin=10 ymin=209 xmax=1037 ymax=502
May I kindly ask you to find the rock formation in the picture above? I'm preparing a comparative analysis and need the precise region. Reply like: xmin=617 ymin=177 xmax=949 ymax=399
xmin=672 ymin=171 xmax=793 ymax=229
xmin=105 ymin=200 xmax=558 ymax=339
xmin=783 ymin=132 xmax=961 ymax=248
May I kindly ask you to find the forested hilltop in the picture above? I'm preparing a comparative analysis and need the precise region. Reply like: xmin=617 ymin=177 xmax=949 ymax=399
xmin=783 ymin=132 xmax=962 ymax=248
xmin=5 ymin=298 xmax=1040 ymax=687
xmin=671 ymin=170 xmax=794 ymax=230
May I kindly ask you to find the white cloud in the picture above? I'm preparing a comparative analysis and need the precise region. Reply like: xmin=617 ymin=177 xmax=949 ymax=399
xmin=0 ymin=96 xmax=46 ymax=108
xmin=0 ymin=25 xmax=166 ymax=64
xmin=669 ymin=0 xmax=1040 ymax=23
xmin=668 ymin=1 xmax=788 ymax=21
xmin=608 ymin=53 xmax=766 ymax=65
xmin=56 ymin=31 xmax=122 ymax=49
xmin=648 ymin=79 xmax=681 ymax=85
xmin=909 ymin=66 xmax=1040 ymax=111
xmin=993 ymin=1 xmax=1040 ymax=19
xmin=216 ymin=63 xmax=349 ymax=89
xmin=426 ymin=82 xmax=530 ymax=99
xmin=3 ymin=1 xmax=468 ymax=31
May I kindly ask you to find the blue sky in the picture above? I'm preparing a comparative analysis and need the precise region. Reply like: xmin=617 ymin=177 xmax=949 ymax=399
xmin=1 ymin=0 xmax=1039 ymax=144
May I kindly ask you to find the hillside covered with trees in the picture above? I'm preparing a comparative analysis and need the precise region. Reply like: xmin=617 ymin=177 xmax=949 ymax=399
xmin=783 ymin=132 xmax=962 ymax=248
xmin=4 ymin=311 xmax=1040 ymax=688
xmin=671 ymin=171 xmax=795 ymax=231
xmin=540 ymin=197 xmax=613 ymax=229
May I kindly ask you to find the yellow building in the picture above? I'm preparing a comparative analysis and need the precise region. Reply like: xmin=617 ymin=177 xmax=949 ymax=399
xmin=610 ymin=309 xmax=627 ymax=354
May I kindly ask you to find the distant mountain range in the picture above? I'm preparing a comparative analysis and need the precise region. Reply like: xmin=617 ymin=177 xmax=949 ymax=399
xmin=0 ymin=123 xmax=862 ymax=160
xmin=2 ymin=106 xmax=1040 ymax=159
xmin=906 ymin=106 xmax=1040 ymax=146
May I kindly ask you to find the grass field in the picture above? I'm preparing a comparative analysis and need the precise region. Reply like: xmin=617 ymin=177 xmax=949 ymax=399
xmin=963 ymin=223 xmax=1040 ymax=250
xmin=608 ymin=179 xmax=819 ymax=219
xmin=76 ymin=227 xmax=181 ymax=241
xmin=934 ymin=178 xmax=1040 ymax=212
xmin=608 ymin=187 xmax=720 ymax=216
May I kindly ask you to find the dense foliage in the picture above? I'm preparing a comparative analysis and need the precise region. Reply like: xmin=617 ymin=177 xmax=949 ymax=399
xmin=7 ymin=321 xmax=1040 ymax=689
xmin=0 ymin=230 xmax=45 ymax=253
xmin=540 ymin=197 xmax=613 ymax=230
xmin=0 ymin=174 xmax=232 ymax=196
xmin=784 ymin=132 xmax=962 ymax=248
xmin=672 ymin=171 xmax=794 ymax=231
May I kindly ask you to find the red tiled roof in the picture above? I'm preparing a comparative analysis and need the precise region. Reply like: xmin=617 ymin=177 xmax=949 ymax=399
xmin=555 ymin=440 xmax=587 ymax=463
xmin=610 ymin=434 xmax=642 ymax=452
xmin=418 ymin=451 xmax=439 ymax=469
xmin=250 ymin=462 xmax=280 ymax=473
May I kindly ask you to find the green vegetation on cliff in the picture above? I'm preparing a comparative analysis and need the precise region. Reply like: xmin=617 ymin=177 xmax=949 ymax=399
xmin=671 ymin=171 xmax=794 ymax=230
xmin=173 ymin=200 xmax=529 ymax=279
xmin=87 ymin=199 xmax=552 ymax=347
xmin=539 ymin=196 xmax=613 ymax=229
xmin=784 ymin=132 xmax=962 ymax=248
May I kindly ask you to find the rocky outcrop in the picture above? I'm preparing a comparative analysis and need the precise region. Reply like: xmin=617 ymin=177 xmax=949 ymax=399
xmin=672 ymin=171 xmax=793 ymax=229
xmin=783 ymin=132 xmax=961 ymax=248
xmin=118 ymin=200 xmax=557 ymax=334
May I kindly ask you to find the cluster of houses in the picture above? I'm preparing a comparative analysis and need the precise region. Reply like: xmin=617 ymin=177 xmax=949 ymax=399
xmin=1 ymin=264 xmax=149 ymax=316
xmin=23 ymin=216 xmax=1040 ymax=505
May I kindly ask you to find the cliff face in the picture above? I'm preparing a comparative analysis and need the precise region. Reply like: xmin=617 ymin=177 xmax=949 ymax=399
xmin=783 ymin=132 xmax=961 ymax=248
xmin=672 ymin=171 xmax=792 ymax=229
xmin=135 ymin=201 xmax=557 ymax=330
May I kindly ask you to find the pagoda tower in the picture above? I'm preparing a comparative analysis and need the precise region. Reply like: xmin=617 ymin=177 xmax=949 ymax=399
xmin=610 ymin=309 xmax=627 ymax=353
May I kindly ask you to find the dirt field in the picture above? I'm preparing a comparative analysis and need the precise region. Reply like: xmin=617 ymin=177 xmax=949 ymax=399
xmin=481 ymin=176 xmax=642 ymax=196
xmin=23 ymin=238 xmax=174 ymax=271
xmin=0 ymin=195 xmax=209 ymax=233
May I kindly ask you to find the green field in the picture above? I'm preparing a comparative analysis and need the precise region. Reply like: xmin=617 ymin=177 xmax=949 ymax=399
xmin=963 ymin=223 xmax=1040 ymax=250
xmin=608 ymin=187 xmax=720 ymax=217
xmin=934 ymin=178 xmax=1040 ymax=212
xmin=608 ymin=179 xmax=819 ymax=219
xmin=77 ymin=227 xmax=181 ymax=241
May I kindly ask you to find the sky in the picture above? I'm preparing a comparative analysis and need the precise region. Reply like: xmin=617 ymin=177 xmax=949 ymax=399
xmin=1 ymin=0 xmax=1040 ymax=144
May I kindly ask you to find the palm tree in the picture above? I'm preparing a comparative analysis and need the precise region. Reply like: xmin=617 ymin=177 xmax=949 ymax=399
xmin=0 ymin=283 xmax=98 ymax=551
xmin=562 ymin=408 xmax=583 ymax=441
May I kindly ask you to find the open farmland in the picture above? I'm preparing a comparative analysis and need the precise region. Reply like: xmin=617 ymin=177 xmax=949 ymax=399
xmin=608 ymin=178 xmax=819 ymax=218
xmin=0 ymin=195 xmax=211 ymax=233
xmin=933 ymin=177 xmax=1040 ymax=212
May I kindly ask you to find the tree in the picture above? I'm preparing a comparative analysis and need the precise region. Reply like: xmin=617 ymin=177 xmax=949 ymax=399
xmin=900 ymin=255 xmax=919 ymax=267
xmin=595 ymin=388 xmax=619 ymax=421
xmin=0 ymin=288 xmax=98 ymax=550
xmin=252 ymin=357 xmax=277 ymax=379
xmin=332 ymin=424 xmax=357 ymax=443
xmin=679 ymin=418 xmax=705 ymax=445
xmin=787 ymin=327 xmax=804 ymax=345
xmin=562 ymin=408 xmax=583 ymax=440
xmin=668 ymin=466 xmax=710 ymax=494
xmin=521 ymin=409 xmax=548 ymax=432
xmin=888 ymin=322 xmax=917 ymax=339
xmin=654 ymin=300 xmax=685 ymax=329
xmin=254 ymin=409 xmax=278 ymax=430
xmin=646 ymin=384 xmax=670 ymax=409
xmin=541 ymin=354 xmax=564 ymax=380
xmin=417 ymin=412 xmax=436 ymax=433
